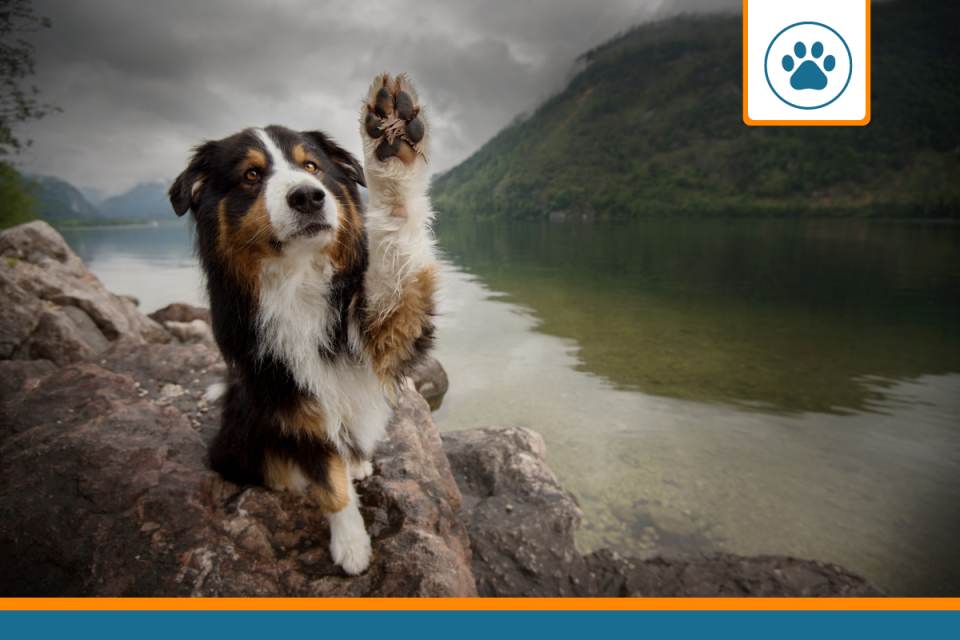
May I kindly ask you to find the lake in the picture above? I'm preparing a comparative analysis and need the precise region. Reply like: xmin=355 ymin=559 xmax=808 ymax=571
xmin=59 ymin=218 xmax=960 ymax=595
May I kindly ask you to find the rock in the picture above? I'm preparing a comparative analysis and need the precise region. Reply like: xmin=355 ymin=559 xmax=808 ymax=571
xmin=163 ymin=319 xmax=214 ymax=344
xmin=0 ymin=220 xmax=74 ymax=264
xmin=146 ymin=301 xmax=215 ymax=345
xmin=0 ymin=359 xmax=56 ymax=399
xmin=443 ymin=426 xmax=880 ymax=597
xmin=159 ymin=383 xmax=186 ymax=399
xmin=409 ymin=355 xmax=449 ymax=410
xmin=0 ymin=345 xmax=475 ymax=596
xmin=0 ymin=275 xmax=41 ymax=359
xmin=14 ymin=306 xmax=111 ymax=364
xmin=612 ymin=552 xmax=882 ymax=597
xmin=443 ymin=426 xmax=590 ymax=596
xmin=149 ymin=303 xmax=211 ymax=325
xmin=0 ymin=221 xmax=170 ymax=355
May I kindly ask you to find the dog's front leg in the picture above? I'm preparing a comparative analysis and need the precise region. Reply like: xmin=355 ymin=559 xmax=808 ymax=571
xmin=359 ymin=73 xmax=439 ymax=385
xmin=264 ymin=450 xmax=372 ymax=575
xmin=325 ymin=475 xmax=372 ymax=575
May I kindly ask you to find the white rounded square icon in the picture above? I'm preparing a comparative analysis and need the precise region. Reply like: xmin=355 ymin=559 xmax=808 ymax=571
xmin=744 ymin=0 xmax=870 ymax=126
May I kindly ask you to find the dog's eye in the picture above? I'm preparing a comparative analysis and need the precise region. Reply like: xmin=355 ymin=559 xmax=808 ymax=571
xmin=244 ymin=168 xmax=261 ymax=183
xmin=303 ymin=161 xmax=319 ymax=174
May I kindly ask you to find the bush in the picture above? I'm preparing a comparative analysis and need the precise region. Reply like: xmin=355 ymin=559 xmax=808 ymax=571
xmin=0 ymin=161 xmax=36 ymax=229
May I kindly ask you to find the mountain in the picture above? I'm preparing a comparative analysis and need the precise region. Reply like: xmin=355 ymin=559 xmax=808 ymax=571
xmin=23 ymin=177 xmax=173 ymax=224
xmin=430 ymin=0 xmax=960 ymax=219
xmin=99 ymin=182 xmax=171 ymax=221
xmin=27 ymin=175 xmax=103 ymax=223
xmin=79 ymin=186 xmax=108 ymax=207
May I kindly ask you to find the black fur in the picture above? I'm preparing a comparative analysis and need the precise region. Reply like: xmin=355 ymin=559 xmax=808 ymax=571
xmin=303 ymin=130 xmax=366 ymax=187
xmin=169 ymin=126 xmax=372 ymax=488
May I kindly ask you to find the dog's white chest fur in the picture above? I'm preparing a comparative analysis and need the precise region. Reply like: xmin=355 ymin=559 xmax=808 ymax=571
xmin=256 ymin=247 xmax=390 ymax=454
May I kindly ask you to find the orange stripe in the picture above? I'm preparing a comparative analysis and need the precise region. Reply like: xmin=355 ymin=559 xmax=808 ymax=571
xmin=742 ymin=0 xmax=872 ymax=126
xmin=0 ymin=598 xmax=959 ymax=611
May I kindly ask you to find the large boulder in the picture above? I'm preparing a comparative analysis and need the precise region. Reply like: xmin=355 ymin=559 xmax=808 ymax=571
xmin=0 ymin=341 xmax=475 ymax=596
xmin=443 ymin=426 xmax=880 ymax=597
xmin=0 ymin=221 xmax=473 ymax=596
xmin=0 ymin=221 xmax=169 ymax=361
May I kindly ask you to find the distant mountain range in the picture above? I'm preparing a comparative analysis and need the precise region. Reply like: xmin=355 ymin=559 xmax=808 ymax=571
xmin=28 ymin=176 xmax=102 ymax=222
xmin=431 ymin=0 xmax=959 ymax=219
xmin=25 ymin=176 xmax=171 ymax=224
xmin=99 ymin=182 xmax=171 ymax=221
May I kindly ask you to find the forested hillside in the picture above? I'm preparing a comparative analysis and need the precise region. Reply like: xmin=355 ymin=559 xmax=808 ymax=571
xmin=431 ymin=0 xmax=959 ymax=219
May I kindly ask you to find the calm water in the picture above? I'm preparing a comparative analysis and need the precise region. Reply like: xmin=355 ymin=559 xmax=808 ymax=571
xmin=61 ymin=218 xmax=960 ymax=595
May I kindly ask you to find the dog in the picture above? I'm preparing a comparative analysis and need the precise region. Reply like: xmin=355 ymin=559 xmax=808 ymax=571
xmin=168 ymin=73 xmax=437 ymax=575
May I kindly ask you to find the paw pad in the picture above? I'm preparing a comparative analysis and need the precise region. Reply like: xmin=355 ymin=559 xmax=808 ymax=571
xmin=363 ymin=73 xmax=426 ymax=164
xmin=781 ymin=40 xmax=835 ymax=91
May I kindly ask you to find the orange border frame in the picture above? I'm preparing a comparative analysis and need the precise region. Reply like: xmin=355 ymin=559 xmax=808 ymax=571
xmin=743 ymin=0 xmax=871 ymax=126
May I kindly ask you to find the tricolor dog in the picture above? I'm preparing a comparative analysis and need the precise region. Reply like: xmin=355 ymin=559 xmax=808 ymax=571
xmin=168 ymin=73 xmax=437 ymax=575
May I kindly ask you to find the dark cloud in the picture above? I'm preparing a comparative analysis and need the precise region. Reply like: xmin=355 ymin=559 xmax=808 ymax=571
xmin=15 ymin=0 xmax=738 ymax=195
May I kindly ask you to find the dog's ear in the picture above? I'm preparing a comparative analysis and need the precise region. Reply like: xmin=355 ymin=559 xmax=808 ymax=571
xmin=169 ymin=142 xmax=216 ymax=216
xmin=303 ymin=131 xmax=366 ymax=188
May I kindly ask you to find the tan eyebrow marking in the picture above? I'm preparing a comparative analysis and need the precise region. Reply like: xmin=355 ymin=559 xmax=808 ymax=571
xmin=245 ymin=148 xmax=268 ymax=167
xmin=292 ymin=143 xmax=308 ymax=165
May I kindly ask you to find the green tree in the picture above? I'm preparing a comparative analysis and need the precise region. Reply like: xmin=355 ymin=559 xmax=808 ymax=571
xmin=0 ymin=0 xmax=57 ymax=228
xmin=0 ymin=159 xmax=34 ymax=227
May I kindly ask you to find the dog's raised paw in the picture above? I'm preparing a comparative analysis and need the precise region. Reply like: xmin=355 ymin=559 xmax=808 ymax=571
xmin=362 ymin=73 xmax=426 ymax=165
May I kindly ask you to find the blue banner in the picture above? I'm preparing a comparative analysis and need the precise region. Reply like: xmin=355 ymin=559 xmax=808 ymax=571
xmin=1 ymin=610 xmax=958 ymax=640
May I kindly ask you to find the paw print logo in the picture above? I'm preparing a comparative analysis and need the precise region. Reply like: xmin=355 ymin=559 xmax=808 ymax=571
xmin=764 ymin=22 xmax=852 ymax=110
xmin=782 ymin=41 xmax=835 ymax=91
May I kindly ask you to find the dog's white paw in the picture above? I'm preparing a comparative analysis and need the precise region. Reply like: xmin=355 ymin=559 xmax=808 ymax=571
xmin=350 ymin=459 xmax=374 ymax=481
xmin=328 ymin=504 xmax=372 ymax=575
xmin=330 ymin=529 xmax=372 ymax=576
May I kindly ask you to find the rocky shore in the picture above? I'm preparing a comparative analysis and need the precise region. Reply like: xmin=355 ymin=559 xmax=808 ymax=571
xmin=0 ymin=221 xmax=879 ymax=596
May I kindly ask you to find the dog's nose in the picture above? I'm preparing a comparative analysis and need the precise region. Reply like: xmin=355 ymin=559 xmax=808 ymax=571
xmin=287 ymin=185 xmax=325 ymax=215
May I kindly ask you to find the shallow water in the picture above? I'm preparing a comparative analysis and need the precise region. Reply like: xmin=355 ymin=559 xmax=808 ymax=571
xmin=61 ymin=218 xmax=960 ymax=595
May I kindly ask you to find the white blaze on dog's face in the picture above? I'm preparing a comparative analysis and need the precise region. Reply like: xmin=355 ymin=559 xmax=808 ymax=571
xmin=254 ymin=128 xmax=335 ymax=244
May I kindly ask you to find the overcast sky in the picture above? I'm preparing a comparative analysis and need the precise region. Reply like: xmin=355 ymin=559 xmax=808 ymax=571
xmin=15 ymin=0 xmax=738 ymax=198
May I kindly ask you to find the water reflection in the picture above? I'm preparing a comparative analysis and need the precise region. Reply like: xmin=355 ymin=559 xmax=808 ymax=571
xmin=431 ymin=259 xmax=960 ymax=596
xmin=60 ymin=222 xmax=204 ymax=312
xmin=435 ymin=218 xmax=960 ymax=415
